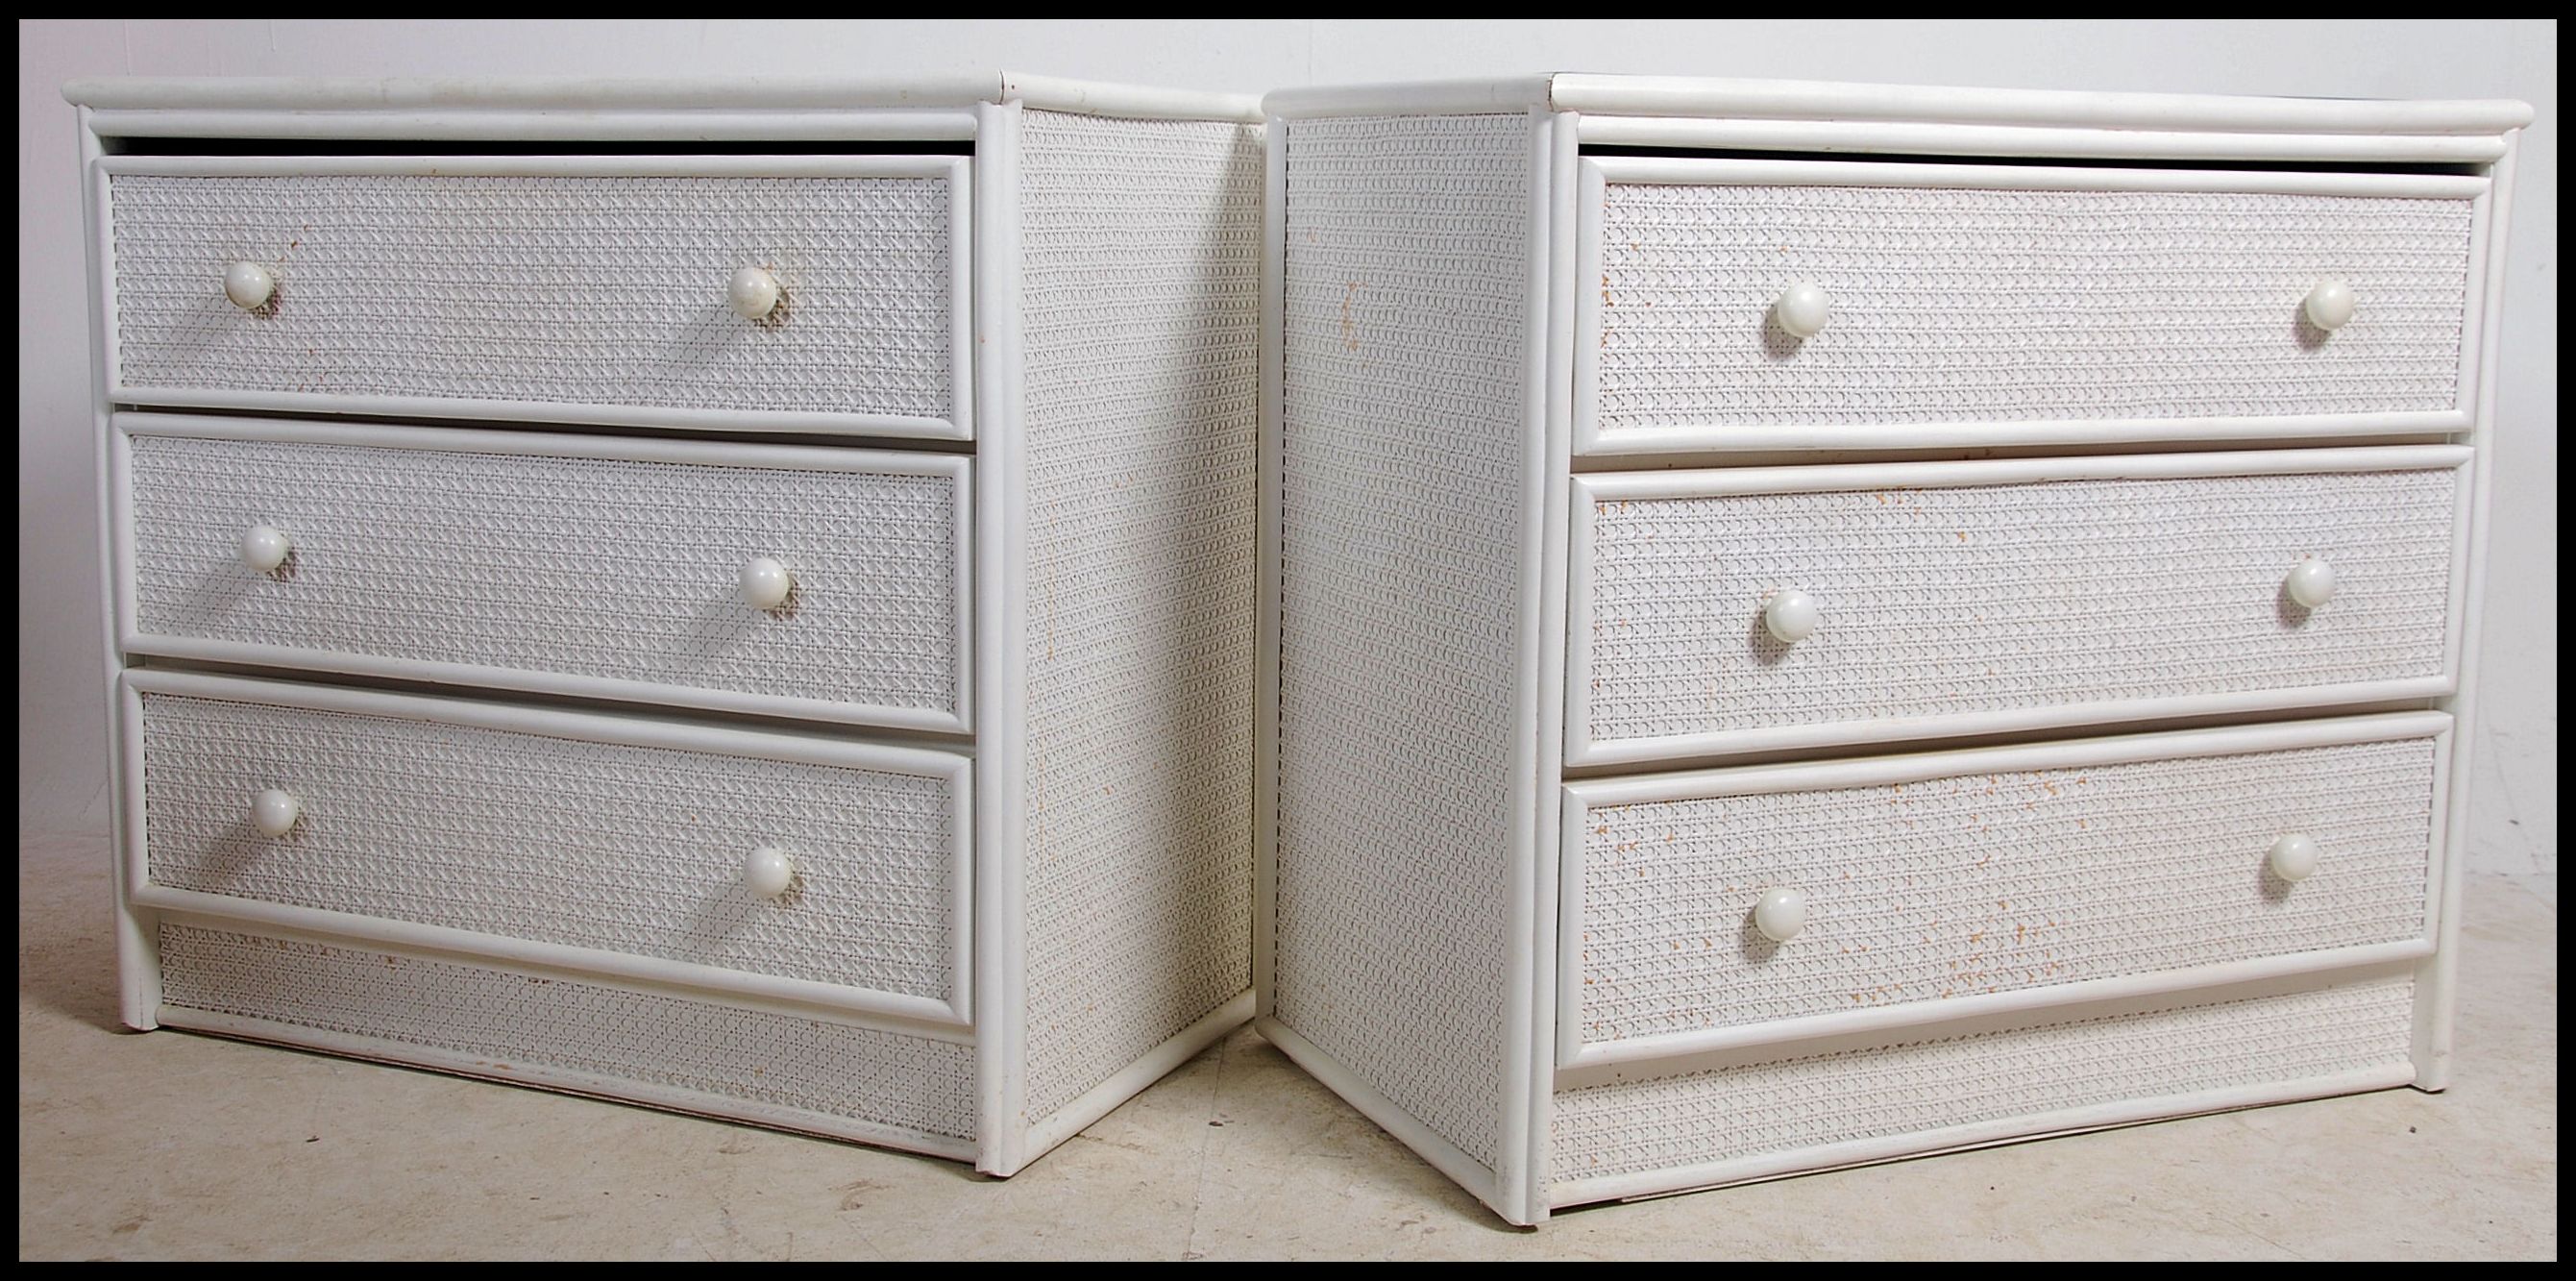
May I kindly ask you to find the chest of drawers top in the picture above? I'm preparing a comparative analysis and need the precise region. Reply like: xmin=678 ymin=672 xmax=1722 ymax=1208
xmin=1264 ymin=73 xmax=2532 ymax=151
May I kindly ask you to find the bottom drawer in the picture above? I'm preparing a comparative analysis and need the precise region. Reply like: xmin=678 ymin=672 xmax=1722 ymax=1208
xmin=154 ymin=922 xmax=977 ymax=1157
xmin=124 ymin=669 xmax=970 ymax=1022
xmin=1549 ymin=974 xmax=2417 ymax=1205
xmin=1561 ymin=714 xmax=2446 ymax=1055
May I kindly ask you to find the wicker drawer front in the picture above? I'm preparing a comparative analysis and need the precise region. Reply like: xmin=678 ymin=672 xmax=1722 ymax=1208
xmin=130 ymin=676 xmax=971 ymax=1016
xmin=101 ymin=157 xmax=969 ymax=439
xmin=1561 ymin=718 xmax=2443 ymax=1054
xmin=119 ymin=418 xmax=969 ymax=732
xmin=1550 ymin=976 xmax=2417 ymax=1195
xmin=156 ymin=923 xmax=977 ymax=1153
xmin=1570 ymin=450 xmax=2465 ymax=765
xmin=1579 ymin=160 xmax=2485 ymax=454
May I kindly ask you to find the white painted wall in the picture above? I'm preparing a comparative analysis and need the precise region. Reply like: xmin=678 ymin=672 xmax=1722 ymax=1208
xmin=17 ymin=20 xmax=2556 ymax=877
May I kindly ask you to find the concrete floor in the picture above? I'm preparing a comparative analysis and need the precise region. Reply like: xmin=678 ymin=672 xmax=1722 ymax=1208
xmin=17 ymin=833 xmax=2557 ymax=1260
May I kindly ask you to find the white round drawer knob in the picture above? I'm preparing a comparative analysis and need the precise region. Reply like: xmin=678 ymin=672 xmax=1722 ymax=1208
xmin=239 ymin=524 xmax=293 ymax=574
xmin=2303 ymin=279 xmax=2357 ymax=333
xmin=2285 ymin=558 xmax=2338 ymax=609
xmin=252 ymin=789 xmax=302 ymax=838
xmin=224 ymin=260 xmax=275 ymax=310
xmin=729 ymin=266 xmax=783 ymax=321
xmin=744 ymin=846 xmax=796 ymax=899
xmin=740 ymin=556 xmax=795 ymax=611
xmin=1754 ymin=887 xmax=1808 ymax=943
xmin=1763 ymin=590 xmax=1822 ymax=645
xmin=1772 ymin=283 xmax=1831 ymax=339
xmin=2269 ymin=833 xmax=2321 ymax=883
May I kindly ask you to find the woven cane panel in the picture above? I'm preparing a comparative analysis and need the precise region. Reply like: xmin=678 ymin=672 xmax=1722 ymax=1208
xmin=1595 ymin=184 xmax=2473 ymax=432
xmin=1582 ymin=465 xmax=2457 ymax=751
xmin=126 ymin=432 xmax=961 ymax=721
xmin=159 ymin=924 xmax=975 ymax=1142
xmin=1575 ymin=736 xmax=2436 ymax=1045
xmin=110 ymin=171 xmax=953 ymax=422
xmin=1551 ymin=977 xmax=2416 ymax=1185
xmin=1016 ymin=112 xmax=1262 ymax=1122
xmin=1271 ymin=114 xmax=1533 ymax=1170
xmin=139 ymin=691 xmax=960 ymax=1000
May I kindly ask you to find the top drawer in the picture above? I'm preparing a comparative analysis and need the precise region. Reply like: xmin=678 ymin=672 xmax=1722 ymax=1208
xmin=97 ymin=155 xmax=972 ymax=439
xmin=1576 ymin=158 xmax=2490 ymax=456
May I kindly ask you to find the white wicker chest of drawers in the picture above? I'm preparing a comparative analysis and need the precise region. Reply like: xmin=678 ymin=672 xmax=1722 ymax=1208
xmin=71 ymin=74 xmax=1262 ymax=1175
xmin=1253 ymin=76 xmax=2529 ymax=1223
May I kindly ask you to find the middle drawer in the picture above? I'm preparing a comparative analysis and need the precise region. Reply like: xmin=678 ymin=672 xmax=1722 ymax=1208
xmin=1570 ymin=447 xmax=2466 ymax=767
xmin=114 ymin=414 xmax=971 ymax=732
